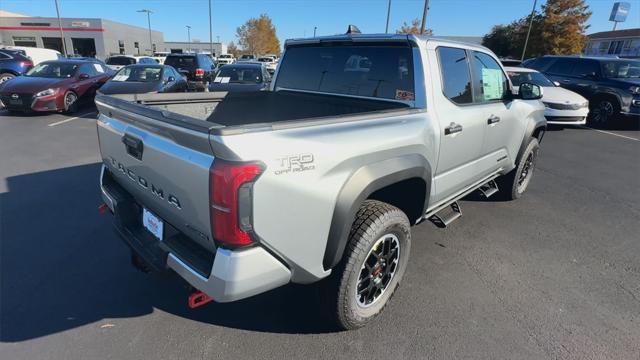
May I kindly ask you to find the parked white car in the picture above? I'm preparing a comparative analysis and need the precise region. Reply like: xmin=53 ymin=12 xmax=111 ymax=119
xmin=216 ymin=54 xmax=235 ymax=66
xmin=105 ymin=55 xmax=157 ymax=70
xmin=152 ymin=51 xmax=170 ymax=64
xmin=505 ymin=67 xmax=589 ymax=125
xmin=257 ymin=56 xmax=277 ymax=73
xmin=1 ymin=46 xmax=62 ymax=65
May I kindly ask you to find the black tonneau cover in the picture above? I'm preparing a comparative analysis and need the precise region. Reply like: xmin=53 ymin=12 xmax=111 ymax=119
xmin=207 ymin=91 xmax=409 ymax=127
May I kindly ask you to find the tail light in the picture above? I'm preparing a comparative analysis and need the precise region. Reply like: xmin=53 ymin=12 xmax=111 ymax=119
xmin=210 ymin=160 xmax=263 ymax=247
xmin=195 ymin=68 xmax=205 ymax=77
xmin=19 ymin=60 xmax=33 ymax=68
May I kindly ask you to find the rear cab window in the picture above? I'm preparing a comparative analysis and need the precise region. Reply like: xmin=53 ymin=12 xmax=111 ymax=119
xmin=165 ymin=56 xmax=197 ymax=70
xmin=275 ymin=43 xmax=415 ymax=101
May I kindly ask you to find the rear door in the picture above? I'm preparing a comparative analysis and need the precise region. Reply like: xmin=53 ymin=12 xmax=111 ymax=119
xmin=566 ymin=59 xmax=601 ymax=99
xmin=430 ymin=46 xmax=487 ymax=203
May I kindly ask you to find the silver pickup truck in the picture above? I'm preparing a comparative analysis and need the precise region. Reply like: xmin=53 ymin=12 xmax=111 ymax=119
xmin=96 ymin=32 xmax=546 ymax=329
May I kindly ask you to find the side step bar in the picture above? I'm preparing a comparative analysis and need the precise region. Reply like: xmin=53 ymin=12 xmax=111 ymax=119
xmin=428 ymin=201 xmax=462 ymax=228
xmin=478 ymin=180 xmax=499 ymax=198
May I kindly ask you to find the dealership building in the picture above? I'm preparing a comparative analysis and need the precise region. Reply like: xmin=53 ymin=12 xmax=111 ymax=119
xmin=0 ymin=13 xmax=164 ymax=58
xmin=160 ymin=41 xmax=226 ymax=57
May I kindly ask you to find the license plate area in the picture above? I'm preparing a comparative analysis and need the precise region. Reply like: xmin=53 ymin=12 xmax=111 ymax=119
xmin=142 ymin=207 xmax=164 ymax=240
xmin=9 ymin=99 xmax=23 ymax=105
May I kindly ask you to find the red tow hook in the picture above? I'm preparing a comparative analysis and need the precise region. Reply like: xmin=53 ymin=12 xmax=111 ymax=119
xmin=98 ymin=203 xmax=111 ymax=215
xmin=188 ymin=290 xmax=214 ymax=309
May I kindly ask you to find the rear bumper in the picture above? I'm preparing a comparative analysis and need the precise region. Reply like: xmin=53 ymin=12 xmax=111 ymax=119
xmin=100 ymin=165 xmax=291 ymax=302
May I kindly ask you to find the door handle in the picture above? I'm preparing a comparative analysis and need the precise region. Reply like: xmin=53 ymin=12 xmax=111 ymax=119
xmin=444 ymin=122 xmax=463 ymax=135
xmin=487 ymin=115 xmax=501 ymax=125
xmin=561 ymin=79 xmax=571 ymax=83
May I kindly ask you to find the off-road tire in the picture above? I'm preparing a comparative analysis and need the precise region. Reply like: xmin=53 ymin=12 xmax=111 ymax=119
xmin=497 ymin=137 xmax=540 ymax=200
xmin=328 ymin=200 xmax=411 ymax=330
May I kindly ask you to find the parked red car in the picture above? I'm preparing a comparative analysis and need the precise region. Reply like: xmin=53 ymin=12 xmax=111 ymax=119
xmin=0 ymin=59 xmax=111 ymax=113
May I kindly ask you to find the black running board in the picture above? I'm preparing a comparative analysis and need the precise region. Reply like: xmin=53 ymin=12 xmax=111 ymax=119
xmin=428 ymin=201 xmax=462 ymax=228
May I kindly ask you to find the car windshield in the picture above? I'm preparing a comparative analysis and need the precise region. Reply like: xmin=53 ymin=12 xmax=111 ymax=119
xmin=507 ymin=71 xmax=555 ymax=87
xmin=112 ymin=66 xmax=162 ymax=82
xmin=214 ymin=66 xmax=263 ymax=84
xmin=258 ymin=57 xmax=273 ymax=63
xmin=26 ymin=62 xmax=78 ymax=78
xmin=220 ymin=55 xmax=232 ymax=58
xmin=240 ymin=55 xmax=254 ymax=59
xmin=601 ymin=60 xmax=640 ymax=79
xmin=106 ymin=57 xmax=136 ymax=66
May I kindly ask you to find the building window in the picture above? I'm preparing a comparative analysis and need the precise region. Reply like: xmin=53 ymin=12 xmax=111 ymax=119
xmin=152 ymin=43 xmax=157 ymax=52
xmin=134 ymin=42 xmax=139 ymax=55
xmin=20 ymin=22 xmax=50 ymax=26
xmin=13 ymin=36 xmax=37 ymax=47
xmin=598 ymin=41 xmax=610 ymax=54
xmin=622 ymin=40 xmax=632 ymax=53
xmin=118 ymin=40 xmax=125 ymax=55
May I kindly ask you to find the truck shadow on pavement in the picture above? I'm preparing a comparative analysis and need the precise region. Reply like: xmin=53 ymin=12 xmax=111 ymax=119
xmin=0 ymin=163 xmax=337 ymax=343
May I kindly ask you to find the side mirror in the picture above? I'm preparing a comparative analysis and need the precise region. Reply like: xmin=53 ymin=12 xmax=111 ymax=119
xmin=78 ymin=73 xmax=90 ymax=80
xmin=167 ymin=76 xmax=175 ymax=82
xmin=553 ymin=81 xmax=560 ymax=86
xmin=519 ymin=83 xmax=543 ymax=100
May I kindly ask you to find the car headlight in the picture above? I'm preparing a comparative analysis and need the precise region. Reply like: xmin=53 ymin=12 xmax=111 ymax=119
xmin=35 ymin=88 xmax=58 ymax=97
xmin=629 ymin=86 xmax=640 ymax=95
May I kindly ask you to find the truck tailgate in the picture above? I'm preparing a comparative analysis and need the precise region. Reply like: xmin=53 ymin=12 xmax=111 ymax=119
xmin=95 ymin=95 xmax=217 ymax=252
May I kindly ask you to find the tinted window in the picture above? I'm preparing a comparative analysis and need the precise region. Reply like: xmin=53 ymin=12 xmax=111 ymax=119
xmin=572 ymin=59 xmax=600 ymax=77
xmin=0 ymin=51 xmax=9 ymax=59
xmin=215 ymin=66 xmax=263 ymax=83
xmin=106 ymin=57 xmax=136 ymax=66
xmin=507 ymin=70 xmax=554 ymax=87
xmin=78 ymin=63 xmax=96 ymax=76
xmin=524 ymin=57 xmax=554 ymax=71
xmin=547 ymin=58 xmax=577 ymax=75
xmin=165 ymin=56 xmax=197 ymax=70
xmin=470 ymin=51 xmax=509 ymax=102
xmin=437 ymin=47 xmax=472 ymax=104
xmin=276 ymin=45 xmax=414 ymax=101
xmin=601 ymin=60 xmax=640 ymax=79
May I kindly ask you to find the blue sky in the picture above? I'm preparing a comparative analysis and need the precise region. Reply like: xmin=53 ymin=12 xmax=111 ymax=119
xmin=1 ymin=0 xmax=639 ymax=44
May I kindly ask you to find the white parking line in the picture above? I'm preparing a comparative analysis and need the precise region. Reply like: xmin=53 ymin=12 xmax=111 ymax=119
xmin=579 ymin=126 xmax=640 ymax=142
xmin=48 ymin=111 xmax=97 ymax=127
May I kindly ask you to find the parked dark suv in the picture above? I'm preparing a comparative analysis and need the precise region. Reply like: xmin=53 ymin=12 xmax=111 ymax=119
xmin=164 ymin=53 xmax=216 ymax=91
xmin=0 ymin=49 xmax=34 ymax=84
xmin=524 ymin=56 xmax=640 ymax=125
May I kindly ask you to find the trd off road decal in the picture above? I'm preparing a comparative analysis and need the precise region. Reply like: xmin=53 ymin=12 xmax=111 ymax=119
xmin=274 ymin=154 xmax=315 ymax=175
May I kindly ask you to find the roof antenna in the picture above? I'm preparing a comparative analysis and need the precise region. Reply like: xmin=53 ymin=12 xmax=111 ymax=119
xmin=346 ymin=25 xmax=361 ymax=35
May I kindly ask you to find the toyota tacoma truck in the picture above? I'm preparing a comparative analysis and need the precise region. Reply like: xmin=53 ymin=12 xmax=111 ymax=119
xmin=96 ymin=31 xmax=546 ymax=330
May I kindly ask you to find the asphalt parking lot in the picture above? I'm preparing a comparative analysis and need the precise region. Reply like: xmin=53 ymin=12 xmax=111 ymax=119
xmin=0 ymin=106 xmax=638 ymax=360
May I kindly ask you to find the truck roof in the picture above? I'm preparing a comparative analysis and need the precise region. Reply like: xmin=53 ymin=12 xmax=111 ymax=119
xmin=284 ymin=33 xmax=491 ymax=52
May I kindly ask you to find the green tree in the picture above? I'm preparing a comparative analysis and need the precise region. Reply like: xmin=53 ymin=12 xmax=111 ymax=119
xmin=396 ymin=18 xmax=433 ymax=36
xmin=236 ymin=14 xmax=281 ymax=56
xmin=541 ymin=0 xmax=591 ymax=55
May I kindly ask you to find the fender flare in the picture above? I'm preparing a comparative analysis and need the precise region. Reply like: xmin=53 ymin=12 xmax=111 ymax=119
xmin=322 ymin=154 xmax=432 ymax=269
xmin=517 ymin=116 xmax=546 ymax=163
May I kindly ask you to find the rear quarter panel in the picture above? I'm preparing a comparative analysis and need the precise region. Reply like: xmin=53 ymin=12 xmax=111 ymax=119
xmin=213 ymin=110 xmax=437 ymax=282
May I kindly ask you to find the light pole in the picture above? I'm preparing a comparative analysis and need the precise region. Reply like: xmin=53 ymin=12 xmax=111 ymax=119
xmin=208 ymin=0 xmax=213 ymax=55
xmin=385 ymin=0 xmax=392 ymax=34
xmin=420 ymin=0 xmax=430 ymax=35
xmin=54 ymin=0 xmax=68 ymax=57
xmin=137 ymin=9 xmax=153 ymax=54
xmin=521 ymin=0 xmax=538 ymax=61
xmin=186 ymin=25 xmax=191 ymax=53
xmin=313 ymin=26 xmax=317 ymax=37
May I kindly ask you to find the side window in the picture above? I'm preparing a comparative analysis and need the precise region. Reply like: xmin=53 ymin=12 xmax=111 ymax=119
xmin=470 ymin=51 xmax=509 ymax=102
xmin=162 ymin=67 xmax=172 ymax=81
xmin=0 ymin=51 xmax=9 ymax=59
xmin=547 ymin=58 xmax=577 ymax=75
xmin=437 ymin=47 xmax=473 ymax=104
xmin=572 ymin=59 xmax=599 ymax=77
xmin=78 ymin=64 xmax=96 ymax=77
xmin=528 ymin=57 xmax=554 ymax=71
